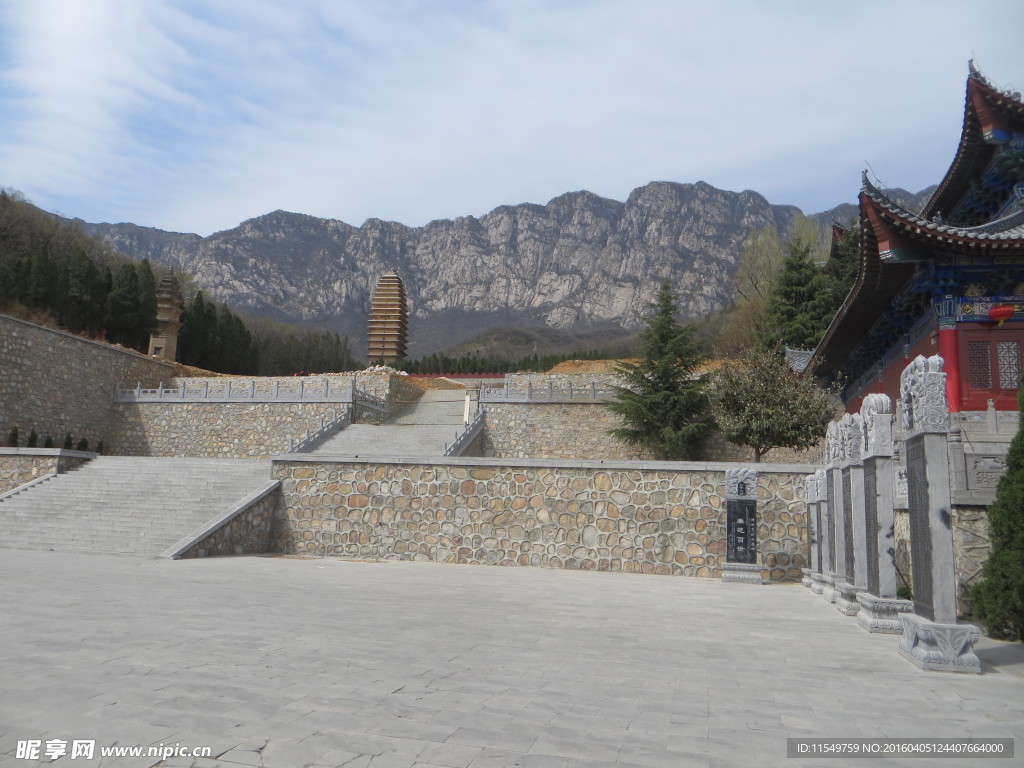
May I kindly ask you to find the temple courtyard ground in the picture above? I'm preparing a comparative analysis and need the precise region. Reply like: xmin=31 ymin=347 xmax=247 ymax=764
xmin=0 ymin=550 xmax=1021 ymax=768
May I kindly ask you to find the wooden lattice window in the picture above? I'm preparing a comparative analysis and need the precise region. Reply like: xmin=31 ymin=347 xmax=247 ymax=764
xmin=960 ymin=327 xmax=1023 ymax=410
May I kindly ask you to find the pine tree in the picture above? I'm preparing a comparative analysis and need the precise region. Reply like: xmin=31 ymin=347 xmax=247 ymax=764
xmin=105 ymin=263 xmax=142 ymax=348
xmin=136 ymin=259 xmax=158 ymax=350
xmin=608 ymin=281 xmax=711 ymax=460
xmin=972 ymin=387 xmax=1024 ymax=640
xmin=762 ymin=239 xmax=834 ymax=350
xmin=178 ymin=291 xmax=217 ymax=369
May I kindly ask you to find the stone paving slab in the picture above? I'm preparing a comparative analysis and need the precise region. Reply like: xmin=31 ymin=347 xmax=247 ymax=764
xmin=0 ymin=550 xmax=1021 ymax=768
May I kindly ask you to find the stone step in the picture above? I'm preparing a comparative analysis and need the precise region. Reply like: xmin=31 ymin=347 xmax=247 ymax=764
xmin=0 ymin=456 xmax=272 ymax=556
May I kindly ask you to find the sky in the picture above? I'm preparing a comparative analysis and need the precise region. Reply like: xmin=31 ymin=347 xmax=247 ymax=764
xmin=0 ymin=0 xmax=1021 ymax=237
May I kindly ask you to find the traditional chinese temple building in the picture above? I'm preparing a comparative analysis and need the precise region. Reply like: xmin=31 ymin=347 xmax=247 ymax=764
xmin=810 ymin=63 xmax=1024 ymax=415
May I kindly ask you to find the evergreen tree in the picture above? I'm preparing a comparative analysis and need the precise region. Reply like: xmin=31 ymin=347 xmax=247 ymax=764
xmin=708 ymin=349 xmax=836 ymax=462
xmin=972 ymin=387 xmax=1024 ymax=640
xmin=105 ymin=263 xmax=142 ymax=348
xmin=607 ymin=281 xmax=711 ymax=460
xmin=60 ymin=247 xmax=106 ymax=333
xmin=762 ymin=237 xmax=834 ymax=350
xmin=823 ymin=222 xmax=860 ymax=310
xmin=178 ymin=291 xmax=217 ymax=369
xmin=136 ymin=259 xmax=158 ymax=350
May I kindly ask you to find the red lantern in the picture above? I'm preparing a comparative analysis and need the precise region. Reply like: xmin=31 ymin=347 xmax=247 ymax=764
xmin=988 ymin=303 xmax=1015 ymax=327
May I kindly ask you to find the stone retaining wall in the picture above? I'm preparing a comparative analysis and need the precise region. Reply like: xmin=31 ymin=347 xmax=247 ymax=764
xmin=480 ymin=401 xmax=821 ymax=464
xmin=108 ymin=402 xmax=345 ymax=458
xmin=272 ymin=457 xmax=811 ymax=581
xmin=482 ymin=403 xmax=651 ymax=460
xmin=106 ymin=372 xmax=419 ymax=458
xmin=0 ymin=449 xmax=94 ymax=494
xmin=0 ymin=314 xmax=172 ymax=448
xmin=176 ymin=488 xmax=278 ymax=558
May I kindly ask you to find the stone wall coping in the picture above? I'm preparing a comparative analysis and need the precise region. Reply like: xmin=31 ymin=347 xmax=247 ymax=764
xmin=0 ymin=448 xmax=97 ymax=459
xmin=162 ymin=479 xmax=281 ymax=559
xmin=0 ymin=312 xmax=175 ymax=370
xmin=270 ymin=453 xmax=817 ymax=474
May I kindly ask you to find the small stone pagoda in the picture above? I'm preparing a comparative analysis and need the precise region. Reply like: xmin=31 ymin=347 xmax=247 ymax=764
xmin=367 ymin=270 xmax=408 ymax=363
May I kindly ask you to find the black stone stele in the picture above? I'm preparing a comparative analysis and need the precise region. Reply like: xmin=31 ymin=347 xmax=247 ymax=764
xmin=726 ymin=499 xmax=757 ymax=564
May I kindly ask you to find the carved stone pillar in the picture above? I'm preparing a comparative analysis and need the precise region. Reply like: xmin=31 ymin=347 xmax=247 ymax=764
xmin=835 ymin=413 xmax=868 ymax=616
xmin=822 ymin=423 xmax=845 ymax=603
xmin=896 ymin=355 xmax=980 ymax=673
xmin=802 ymin=472 xmax=819 ymax=588
xmin=855 ymin=394 xmax=913 ymax=633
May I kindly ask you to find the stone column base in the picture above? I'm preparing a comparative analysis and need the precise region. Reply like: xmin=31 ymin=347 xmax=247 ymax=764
xmin=822 ymin=572 xmax=840 ymax=604
xmin=898 ymin=614 xmax=981 ymax=674
xmin=809 ymin=571 xmax=826 ymax=595
xmin=835 ymin=582 xmax=863 ymax=616
xmin=801 ymin=568 xmax=815 ymax=588
xmin=855 ymin=593 xmax=914 ymax=634
xmin=722 ymin=563 xmax=763 ymax=584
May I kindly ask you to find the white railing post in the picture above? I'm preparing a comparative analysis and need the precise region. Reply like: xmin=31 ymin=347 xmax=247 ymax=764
xmin=226 ymin=381 xmax=232 ymax=400
xmin=249 ymin=381 xmax=255 ymax=398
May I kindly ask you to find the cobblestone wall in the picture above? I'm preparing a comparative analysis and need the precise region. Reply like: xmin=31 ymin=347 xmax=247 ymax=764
xmin=108 ymin=402 xmax=345 ymax=458
xmin=272 ymin=458 xmax=811 ymax=581
xmin=952 ymin=506 xmax=991 ymax=618
xmin=0 ymin=314 xmax=172 ymax=447
xmin=0 ymin=450 xmax=91 ymax=494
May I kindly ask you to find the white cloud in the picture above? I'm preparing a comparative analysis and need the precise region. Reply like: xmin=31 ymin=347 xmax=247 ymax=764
xmin=1 ymin=0 xmax=1022 ymax=234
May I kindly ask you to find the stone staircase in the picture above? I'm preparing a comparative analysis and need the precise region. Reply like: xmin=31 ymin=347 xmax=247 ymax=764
xmin=0 ymin=457 xmax=270 ymax=556
xmin=310 ymin=389 xmax=473 ymax=458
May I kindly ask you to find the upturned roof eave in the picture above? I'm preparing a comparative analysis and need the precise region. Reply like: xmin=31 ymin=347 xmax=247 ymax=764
xmin=923 ymin=62 xmax=1024 ymax=220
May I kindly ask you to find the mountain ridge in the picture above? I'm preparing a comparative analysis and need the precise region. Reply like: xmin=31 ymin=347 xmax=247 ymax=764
xmin=74 ymin=180 xmax=934 ymax=358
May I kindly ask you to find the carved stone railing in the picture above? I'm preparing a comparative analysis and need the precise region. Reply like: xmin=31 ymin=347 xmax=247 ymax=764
xmin=444 ymin=409 xmax=486 ymax=456
xmin=289 ymin=407 xmax=351 ymax=453
xmin=116 ymin=377 xmax=354 ymax=403
xmin=480 ymin=381 xmax=615 ymax=402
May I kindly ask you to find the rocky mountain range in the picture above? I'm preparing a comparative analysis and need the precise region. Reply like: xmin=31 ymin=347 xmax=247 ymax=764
xmin=77 ymin=180 xmax=934 ymax=358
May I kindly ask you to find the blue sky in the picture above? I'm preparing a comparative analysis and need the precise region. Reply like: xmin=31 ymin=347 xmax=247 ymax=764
xmin=0 ymin=0 xmax=1021 ymax=236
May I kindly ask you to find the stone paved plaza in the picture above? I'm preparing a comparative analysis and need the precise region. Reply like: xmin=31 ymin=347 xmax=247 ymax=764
xmin=0 ymin=551 xmax=1021 ymax=768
